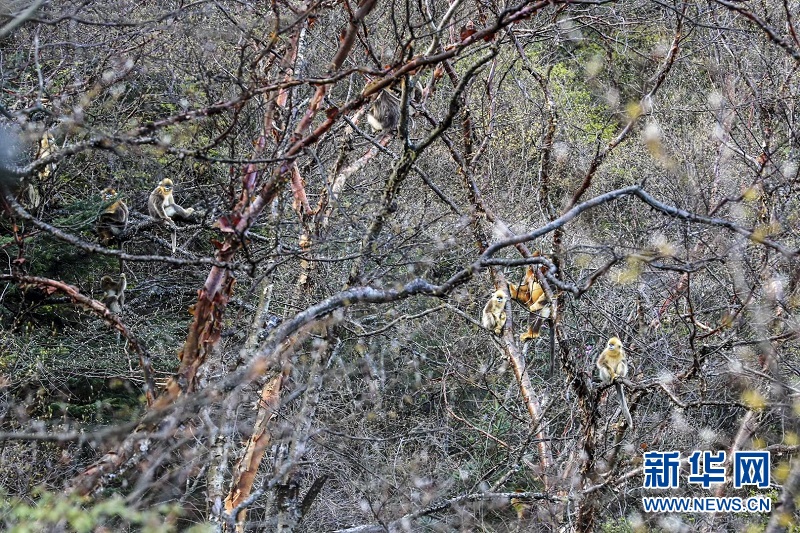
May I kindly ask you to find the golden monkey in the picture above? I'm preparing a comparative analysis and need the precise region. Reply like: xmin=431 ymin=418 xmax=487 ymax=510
xmin=24 ymin=132 xmax=57 ymax=208
xmin=97 ymin=188 xmax=129 ymax=245
xmin=481 ymin=290 xmax=508 ymax=335
xmin=35 ymin=132 xmax=57 ymax=180
xmin=101 ymin=273 xmax=126 ymax=315
xmin=367 ymin=90 xmax=400 ymax=133
xmin=148 ymin=178 xmax=194 ymax=252
xmin=596 ymin=336 xmax=633 ymax=428
xmin=148 ymin=178 xmax=195 ymax=221
xmin=509 ymin=266 xmax=550 ymax=341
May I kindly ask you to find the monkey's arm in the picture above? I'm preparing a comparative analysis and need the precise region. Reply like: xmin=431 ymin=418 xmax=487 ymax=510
xmin=494 ymin=310 xmax=506 ymax=335
xmin=615 ymin=357 xmax=629 ymax=379
xmin=480 ymin=304 xmax=495 ymax=330
xmin=148 ymin=192 xmax=170 ymax=220
xmin=596 ymin=354 xmax=614 ymax=382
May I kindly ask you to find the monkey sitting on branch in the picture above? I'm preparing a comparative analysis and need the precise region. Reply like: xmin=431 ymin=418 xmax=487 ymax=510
xmin=367 ymin=90 xmax=400 ymax=134
xmin=24 ymin=131 xmax=57 ymax=209
xmin=509 ymin=266 xmax=551 ymax=342
xmin=596 ymin=336 xmax=634 ymax=428
xmin=148 ymin=178 xmax=195 ymax=253
xmin=96 ymin=188 xmax=129 ymax=245
xmin=481 ymin=290 xmax=508 ymax=336
xmin=101 ymin=273 xmax=126 ymax=315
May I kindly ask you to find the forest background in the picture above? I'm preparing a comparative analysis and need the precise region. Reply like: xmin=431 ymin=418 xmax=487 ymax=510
xmin=1 ymin=0 xmax=799 ymax=531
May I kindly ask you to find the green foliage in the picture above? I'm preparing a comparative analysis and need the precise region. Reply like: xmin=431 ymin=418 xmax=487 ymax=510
xmin=549 ymin=61 xmax=614 ymax=141
xmin=24 ymin=194 xmax=110 ymax=282
xmin=0 ymin=489 xmax=211 ymax=533
xmin=47 ymin=377 xmax=144 ymax=422
xmin=52 ymin=196 xmax=105 ymax=232
xmin=599 ymin=517 xmax=635 ymax=533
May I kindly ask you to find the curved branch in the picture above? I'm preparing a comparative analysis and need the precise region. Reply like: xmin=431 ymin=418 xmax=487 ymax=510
xmin=482 ymin=186 xmax=797 ymax=261
xmin=0 ymin=273 xmax=156 ymax=406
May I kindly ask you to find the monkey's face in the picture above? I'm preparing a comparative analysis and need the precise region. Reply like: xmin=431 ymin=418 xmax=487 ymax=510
xmin=493 ymin=291 xmax=507 ymax=305
xmin=606 ymin=337 xmax=623 ymax=352
xmin=101 ymin=188 xmax=117 ymax=200
xmin=159 ymin=179 xmax=174 ymax=193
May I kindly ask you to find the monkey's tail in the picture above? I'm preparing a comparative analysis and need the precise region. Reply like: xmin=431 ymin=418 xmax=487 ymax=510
xmin=615 ymin=381 xmax=633 ymax=428
xmin=547 ymin=317 xmax=555 ymax=377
